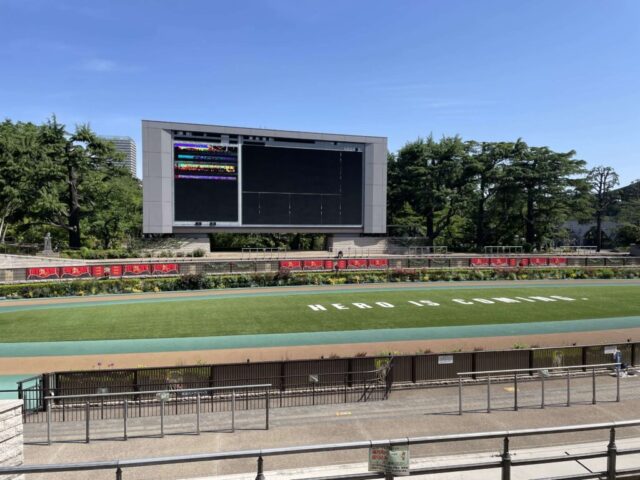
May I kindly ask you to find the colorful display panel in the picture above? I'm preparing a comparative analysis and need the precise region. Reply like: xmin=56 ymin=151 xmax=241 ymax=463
xmin=173 ymin=143 xmax=239 ymax=222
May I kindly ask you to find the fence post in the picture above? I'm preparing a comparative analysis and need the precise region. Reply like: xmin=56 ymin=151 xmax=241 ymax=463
xmin=541 ymin=372 xmax=545 ymax=409
xmin=607 ymin=427 xmax=617 ymax=480
xmin=232 ymin=390 xmax=236 ymax=432
xmin=115 ymin=466 xmax=122 ymax=480
xmin=616 ymin=367 xmax=620 ymax=403
xmin=501 ymin=436 xmax=511 ymax=480
xmin=85 ymin=401 xmax=90 ymax=443
xmin=592 ymin=368 xmax=596 ymax=405
xmin=46 ymin=401 xmax=51 ymax=445
xmin=566 ymin=369 xmax=571 ymax=407
xmin=513 ymin=374 xmax=518 ymax=411
xmin=458 ymin=377 xmax=462 ymax=415
xmin=123 ymin=399 xmax=128 ymax=441
xmin=265 ymin=389 xmax=270 ymax=431
xmin=255 ymin=455 xmax=265 ymax=480
xmin=160 ymin=398 xmax=165 ymax=438
xmin=487 ymin=375 xmax=491 ymax=413
xmin=196 ymin=393 xmax=201 ymax=435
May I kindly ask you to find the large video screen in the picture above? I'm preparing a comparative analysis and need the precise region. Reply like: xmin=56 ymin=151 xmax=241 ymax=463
xmin=173 ymin=143 xmax=239 ymax=222
xmin=241 ymin=145 xmax=362 ymax=225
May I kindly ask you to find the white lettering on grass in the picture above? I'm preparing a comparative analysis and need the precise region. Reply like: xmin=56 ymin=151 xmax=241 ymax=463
xmin=550 ymin=295 xmax=575 ymax=301
xmin=408 ymin=301 xmax=423 ymax=307
xmin=492 ymin=297 xmax=520 ymax=304
xmin=353 ymin=303 xmax=373 ymax=309
xmin=376 ymin=302 xmax=394 ymax=308
xmin=514 ymin=297 xmax=536 ymax=303
xmin=308 ymin=304 xmax=327 ymax=312
xmin=528 ymin=296 xmax=556 ymax=302
xmin=452 ymin=299 xmax=474 ymax=305
xmin=420 ymin=300 xmax=440 ymax=306
xmin=332 ymin=303 xmax=349 ymax=310
xmin=473 ymin=298 xmax=495 ymax=304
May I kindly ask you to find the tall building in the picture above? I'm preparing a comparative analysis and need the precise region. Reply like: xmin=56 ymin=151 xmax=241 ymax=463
xmin=102 ymin=136 xmax=137 ymax=177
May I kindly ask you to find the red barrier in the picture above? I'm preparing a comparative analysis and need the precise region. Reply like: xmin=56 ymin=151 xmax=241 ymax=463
xmin=324 ymin=260 xmax=335 ymax=270
xmin=490 ymin=257 xmax=509 ymax=267
xmin=26 ymin=267 xmax=59 ymax=280
xmin=519 ymin=258 xmax=530 ymax=267
xmin=279 ymin=260 xmax=302 ymax=270
xmin=471 ymin=258 xmax=490 ymax=267
xmin=110 ymin=265 xmax=123 ymax=276
xmin=529 ymin=257 xmax=548 ymax=266
xmin=549 ymin=257 xmax=567 ymax=266
xmin=303 ymin=260 xmax=325 ymax=270
xmin=124 ymin=264 xmax=151 ymax=276
xmin=152 ymin=263 xmax=179 ymax=275
xmin=336 ymin=259 xmax=347 ymax=270
xmin=61 ymin=266 xmax=91 ymax=278
xmin=368 ymin=258 xmax=389 ymax=268
xmin=347 ymin=259 xmax=368 ymax=269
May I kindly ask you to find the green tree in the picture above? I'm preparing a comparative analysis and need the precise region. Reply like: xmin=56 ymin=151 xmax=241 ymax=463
xmin=388 ymin=136 xmax=471 ymax=245
xmin=587 ymin=166 xmax=620 ymax=251
xmin=28 ymin=118 xmax=128 ymax=248
xmin=506 ymin=144 xmax=587 ymax=249
xmin=0 ymin=121 xmax=40 ymax=242
xmin=86 ymin=175 xmax=142 ymax=249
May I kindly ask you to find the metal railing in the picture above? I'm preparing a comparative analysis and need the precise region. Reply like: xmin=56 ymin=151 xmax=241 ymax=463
xmin=457 ymin=363 xmax=622 ymax=415
xmin=4 ymin=419 xmax=640 ymax=479
xmin=483 ymin=245 xmax=524 ymax=254
xmin=42 ymin=384 xmax=271 ymax=445
xmin=241 ymin=247 xmax=288 ymax=260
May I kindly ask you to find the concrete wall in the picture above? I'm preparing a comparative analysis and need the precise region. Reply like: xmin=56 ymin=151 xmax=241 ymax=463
xmin=0 ymin=400 xmax=23 ymax=480
xmin=142 ymin=120 xmax=387 ymax=235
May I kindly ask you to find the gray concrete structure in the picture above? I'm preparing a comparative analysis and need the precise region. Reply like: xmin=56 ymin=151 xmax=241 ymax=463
xmin=142 ymin=120 xmax=387 ymax=235
xmin=0 ymin=400 xmax=23 ymax=480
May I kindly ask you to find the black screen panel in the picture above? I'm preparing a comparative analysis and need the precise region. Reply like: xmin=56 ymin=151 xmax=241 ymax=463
xmin=242 ymin=145 xmax=362 ymax=225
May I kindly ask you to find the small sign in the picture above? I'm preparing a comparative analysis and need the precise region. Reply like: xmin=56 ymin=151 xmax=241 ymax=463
xmin=308 ymin=374 xmax=319 ymax=383
xmin=438 ymin=355 xmax=454 ymax=365
xmin=368 ymin=445 xmax=410 ymax=476
xmin=604 ymin=346 xmax=618 ymax=355
xmin=156 ymin=392 xmax=170 ymax=401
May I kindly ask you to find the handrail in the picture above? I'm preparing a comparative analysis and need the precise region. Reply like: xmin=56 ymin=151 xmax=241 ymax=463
xmin=2 ymin=419 xmax=640 ymax=475
xmin=458 ymin=363 xmax=621 ymax=377
xmin=44 ymin=383 xmax=272 ymax=401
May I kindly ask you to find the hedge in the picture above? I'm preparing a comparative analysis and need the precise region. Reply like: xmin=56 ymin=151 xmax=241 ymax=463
xmin=0 ymin=267 xmax=638 ymax=299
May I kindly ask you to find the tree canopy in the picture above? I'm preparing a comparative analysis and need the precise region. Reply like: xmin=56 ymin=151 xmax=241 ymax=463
xmin=0 ymin=118 xmax=141 ymax=249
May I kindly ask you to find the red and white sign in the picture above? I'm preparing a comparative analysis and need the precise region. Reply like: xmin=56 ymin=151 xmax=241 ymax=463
xmin=152 ymin=263 xmax=179 ymax=275
xmin=347 ymin=259 xmax=367 ymax=269
xmin=529 ymin=257 xmax=548 ymax=266
xmin=549 ymin=257 xmax=567 ymax=266
xmin=303 ymin=260 xmax=325 ymax=270
xmin=124 ymin=264 xmax=151 ymax=276
xmin=61 ymin=266 xmax=91 ymax=278
xmin=368 ymin=258 xmax=389 ymax=268
xmin=26 ymin=267 xmax=59 ymax=280
xmin=279 ymin=260 xmax=302 ymax=270
xmin=471 ymin=258 xmax=490 ymax=267
xmin=109 ymin=265 xmax=123 ymax=276
xmin=490 ymin=257 xmax=509 ymax=267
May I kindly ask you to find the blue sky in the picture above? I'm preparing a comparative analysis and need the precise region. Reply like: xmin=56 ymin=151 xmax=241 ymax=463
xmin=1 ymin=0 xmax=639 ymax=184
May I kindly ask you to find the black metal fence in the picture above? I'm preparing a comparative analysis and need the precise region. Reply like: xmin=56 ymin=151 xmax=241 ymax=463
xmin=17 ymin=341 xmax=636 ymax=424
xmin=21 ymin=365 xmax=391 ymax=424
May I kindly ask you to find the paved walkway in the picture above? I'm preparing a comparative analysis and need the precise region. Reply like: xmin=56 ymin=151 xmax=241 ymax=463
xmin=21 ymin=373 xmax=640 ymax=479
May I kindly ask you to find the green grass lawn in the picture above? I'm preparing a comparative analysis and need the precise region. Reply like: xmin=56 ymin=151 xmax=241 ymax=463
xmin=0 ymin=285 xmax=639 ymax=342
